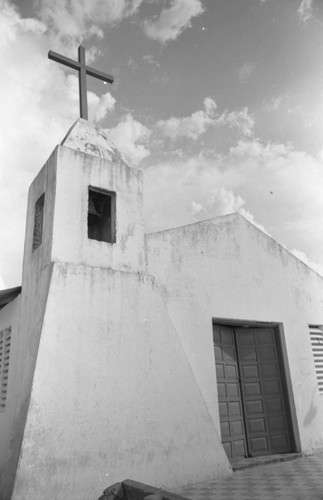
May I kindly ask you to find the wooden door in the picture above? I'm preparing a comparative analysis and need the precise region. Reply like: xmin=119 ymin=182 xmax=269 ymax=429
xmin=213 ymin=325 xmax=247 ymax=459
xmin=236 ymin=327 xmax=291 ymax=456
xmin=213 ymin=324 xmax=292 ymax=459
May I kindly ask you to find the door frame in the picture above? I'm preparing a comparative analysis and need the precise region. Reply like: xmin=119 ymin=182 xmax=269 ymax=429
xmin=212 ymin=318 xmax=301 ymax=455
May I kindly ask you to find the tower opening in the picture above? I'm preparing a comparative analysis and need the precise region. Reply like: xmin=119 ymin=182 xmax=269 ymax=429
xmin=87 ymin=187 xmax=116 ymax=243
xmin=32 ymin=194 xmax=45 ymax=251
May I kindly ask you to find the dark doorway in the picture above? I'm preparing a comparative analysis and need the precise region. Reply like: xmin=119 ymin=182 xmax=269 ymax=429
xmin=213 ymin=323 xmax=293 ymax=460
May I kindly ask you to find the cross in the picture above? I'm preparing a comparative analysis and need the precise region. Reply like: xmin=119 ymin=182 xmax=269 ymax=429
xmin=48 ymin=45 xmax=114 ymax=121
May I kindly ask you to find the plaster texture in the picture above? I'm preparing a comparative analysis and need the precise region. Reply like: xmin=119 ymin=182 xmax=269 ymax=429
xmin=146 ymin=214 xmax=323 ymax=454
xmin=5 ymin=120 xmax=230 ymax=500
xmin=61 ymin=119 xmax=127 ymax=165
xmin=12 ymin=263 xmax=229 ymax=500
xmin=50 ymin=143 xmax=145 ymax=273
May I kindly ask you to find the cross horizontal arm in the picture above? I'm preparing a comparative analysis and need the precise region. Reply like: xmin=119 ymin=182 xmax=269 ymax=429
xmin=48 ymin=50 xmax=114 ymax=84
xmin=86 ymin=66 xmax=114 ymax=84
xmin=48 ymin=50 xmax=80 ymax=71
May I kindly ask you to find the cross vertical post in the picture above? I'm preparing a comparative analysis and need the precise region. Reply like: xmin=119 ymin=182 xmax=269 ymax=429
xmin=78 ymin=46 xmax=88 ymax=120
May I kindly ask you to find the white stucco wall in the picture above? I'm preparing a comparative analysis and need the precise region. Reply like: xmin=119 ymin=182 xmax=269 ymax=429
xmin=2 ymin=126 xmax=148 ymax=499
xmin=8 ymin=122 xmax=230 ymax=500
xmin=146 ymin=213 xmax=323 ymax=454
xmin=51 ymin=146 xmax=145 ymax=274
xmin=0 ymin=295 xmax=21 ymax=490
xmin=12 ymin=263 xmax=230 ymax=500
xmin=0 ymin=151 xmax=57 ymax=500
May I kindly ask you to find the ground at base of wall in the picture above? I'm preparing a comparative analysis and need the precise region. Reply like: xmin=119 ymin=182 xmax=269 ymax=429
xmin=174 ymin=450 xmax=323 ymax=500
xmin=230 ymin=452 xmax=303 ymax=471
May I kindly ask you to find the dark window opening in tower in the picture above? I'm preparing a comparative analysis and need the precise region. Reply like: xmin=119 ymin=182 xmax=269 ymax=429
xmin=32 ymin=194 xmax=45 ymax=251
xmin=88 ymin=187 xmax=116 ymax=243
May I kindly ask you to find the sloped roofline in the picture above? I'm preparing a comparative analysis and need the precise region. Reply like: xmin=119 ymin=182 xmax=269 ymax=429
xmin=146 ymin=212 xmax=323 ymax=279
xmin=0 ymin=286 xmax=22 ymax=311
xmin=146 ymin=212 xmax=239 ymax=236
xmin=60 ymin=118 xmax=129 ymax=166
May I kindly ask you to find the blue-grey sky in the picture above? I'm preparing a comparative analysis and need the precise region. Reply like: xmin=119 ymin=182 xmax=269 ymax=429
xmin=1 ymin=0 xmax=323 ymax=287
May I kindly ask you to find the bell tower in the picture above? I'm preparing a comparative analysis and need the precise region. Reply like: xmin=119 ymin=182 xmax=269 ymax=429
xmin=6 ymin=118 xmax=228 ymax=500
xmin=3 ymin=44 xmax=229 ymax=500
xmin=22 ymin=118 xmax=145 ymax=282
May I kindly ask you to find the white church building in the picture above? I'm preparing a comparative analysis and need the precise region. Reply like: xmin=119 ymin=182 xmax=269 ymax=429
xmin=0 ymin=119 xmax=323 ymax=500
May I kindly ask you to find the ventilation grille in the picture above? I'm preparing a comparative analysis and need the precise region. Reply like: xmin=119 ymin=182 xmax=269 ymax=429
xmin=32 ymin=193 xmax=45 ymax=251
xmin=0 ymin=327 xmax=11 ymax=410
xmin=309 ymin=325 xmax=323 ymax=394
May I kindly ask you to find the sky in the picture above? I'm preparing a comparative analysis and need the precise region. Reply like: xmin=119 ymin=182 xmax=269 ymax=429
xmin=1 ymin=0 xmax=323 ymax=288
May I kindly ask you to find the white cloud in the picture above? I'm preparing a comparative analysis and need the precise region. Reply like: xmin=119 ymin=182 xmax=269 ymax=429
xmin=219 ymin=107 xmax=255 ymax=137
xmin=191 ymin=188 xmax=245 ymax=221
xmin=263 ymin=95 xmax=283 ymax=112
xmin=158 ymin=97 xmax=217 ymax=139
xmin=12 ymin=0 xmax=205 ymax=48
xmin=89 ymin=91 xmax=116 ymax=122
xmin=62 ymin=75 xmax=116 ymax=122
xmin=190 ymin=201 xmax=204 ymax=218
xmin=158 ymin=98 xmax=254 ymax=140
xmin=107 ymin=114 xmax=152 ymax=166
xmin=0 ymin=1 xmax=46 ymax=46
xmin=298 ymin=0 xmax=313 ymax=22
xmin=237 ymin=209 xmax=271 ymax=236
xmin=143 ymin=0 xmax=204 ymax=43
xmin=0 ymin=1 xmax=118 ymax=287
xmin=142 ymin=54 xmax=160 ymax=67
xmin=35 ymin=0 xmax=144 ymax=47
xmin=239 ymin=63 xmax=254 ymax=83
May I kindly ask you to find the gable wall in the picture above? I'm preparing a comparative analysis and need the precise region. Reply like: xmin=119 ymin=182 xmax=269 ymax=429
xmin=146 ymin=213 xmax=323 ymax=454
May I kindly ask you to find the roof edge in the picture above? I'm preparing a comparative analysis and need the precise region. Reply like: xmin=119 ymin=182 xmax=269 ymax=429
xmin=146 ymin=212 xmax=323 ymax=279
xmin=0 ymin=286 xmax=22 ymax=311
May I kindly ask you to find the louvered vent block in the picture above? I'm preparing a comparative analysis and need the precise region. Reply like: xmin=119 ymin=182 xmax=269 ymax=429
xmin=309 ymin=325 xmax=323 ymax=395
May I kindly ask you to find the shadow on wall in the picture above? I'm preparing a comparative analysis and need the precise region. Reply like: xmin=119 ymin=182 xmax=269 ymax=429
xmin=98 ymin=479 xmax=189 ymax=500
xmin=303 ymin=388 xmax=318 ymax=428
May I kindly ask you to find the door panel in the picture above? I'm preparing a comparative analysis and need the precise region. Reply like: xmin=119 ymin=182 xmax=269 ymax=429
xmin=214 ymin=324 xmax=292 ymax=460
xmin=236 ymin=327 xmax=291 ymax=457
xmin=213 ymin=325 xmax=247 ymax=459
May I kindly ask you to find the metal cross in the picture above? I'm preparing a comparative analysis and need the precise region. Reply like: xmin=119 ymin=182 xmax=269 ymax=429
xmin=48 ymin=45 xmax=114 ymax=120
